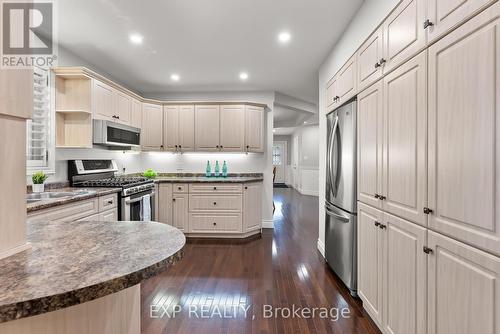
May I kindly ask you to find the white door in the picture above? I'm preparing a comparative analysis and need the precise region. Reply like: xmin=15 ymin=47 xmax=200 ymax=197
xmin=273 ymin=141 xmax=286 ymax=184
xmin=293 ymin=136 xmax=299 ymax=189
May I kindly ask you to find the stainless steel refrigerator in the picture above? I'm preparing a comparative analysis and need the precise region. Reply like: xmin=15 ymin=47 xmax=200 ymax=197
xmin=325 ymin=98 xmax=357 ymax=296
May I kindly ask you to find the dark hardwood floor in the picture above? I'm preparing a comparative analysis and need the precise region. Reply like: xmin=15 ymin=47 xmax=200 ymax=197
xmin=141 ymin=188 xmax=380 ymax=334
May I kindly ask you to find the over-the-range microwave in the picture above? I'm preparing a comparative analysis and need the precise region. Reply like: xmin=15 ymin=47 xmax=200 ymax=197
xmin=93 ymin=119 xmax=140 ymax=148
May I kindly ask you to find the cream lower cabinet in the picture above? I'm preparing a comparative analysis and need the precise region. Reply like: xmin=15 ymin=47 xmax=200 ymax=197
xmin=27 ymin=194 xmax=118 ymax=223
xmin=358 ymin=202 xmax=427 ymax=334
xmin=156 ymin=182 xmax=262 ymax=237
xmin=427 ymin=231 xmax=500 ymax=334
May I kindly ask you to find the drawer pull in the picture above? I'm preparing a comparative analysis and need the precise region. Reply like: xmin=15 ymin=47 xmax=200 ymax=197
xmin=178 ymin=186 xmax=182 ymax=190
xmin=106 ymin=200 xmax=113 ymax=205
xmin=213 ymin=222 xmax=217 ymax=226
xmin=213 ymin=202 xmax=217 ymax=206
xmin=213 ymin=186 xmax=217 ymax=190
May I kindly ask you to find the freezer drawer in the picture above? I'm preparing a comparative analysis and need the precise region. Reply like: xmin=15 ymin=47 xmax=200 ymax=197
xmin=325 ymin=204 xmax=357 ymax=295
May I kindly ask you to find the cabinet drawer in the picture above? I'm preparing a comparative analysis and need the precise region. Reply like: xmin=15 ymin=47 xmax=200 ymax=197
xmin=27 ymin=198 xmax=99 ymax=223
xmin=189 ymin=194 xmax=242 ymax=212
xmin=99 ymin=193 xmax=118 ymax=211
xmin=189 ymin=183 xmax=242 ymax=193
xmin=173 ymin=183 xmax=188 ymax=193
xmin=189 ymin=213 xmax=242 ymax=233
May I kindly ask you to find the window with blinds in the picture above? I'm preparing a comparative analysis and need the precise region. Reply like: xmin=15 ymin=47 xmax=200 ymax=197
xmin=26 ymin=67 xmax=52 ymax=170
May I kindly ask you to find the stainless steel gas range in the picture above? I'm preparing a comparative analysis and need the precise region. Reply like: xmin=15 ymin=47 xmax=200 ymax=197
xmin=68 ymin=160 xmax=155 ymax=221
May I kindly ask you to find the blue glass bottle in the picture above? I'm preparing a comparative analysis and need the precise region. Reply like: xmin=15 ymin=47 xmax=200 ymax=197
xmin=214 ymin=161 xmax=220 ymax=177
xmin=222 ymin=161 xmax=228 ymax=177
xmin=205 ymin=161 xmax=211 ymax=177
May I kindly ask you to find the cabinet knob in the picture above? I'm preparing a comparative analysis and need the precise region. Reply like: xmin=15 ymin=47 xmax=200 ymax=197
xmin=178 ymin=186 xmax=182 ymax=190
xmin=379 ymin=224 xmax=387 ymax=230
xmin=107 ymin=200 xmax=113 ymax=205
xmin=374 ymin=194 xmax=380 ymax=199
xmin=379 ymin=195 xmax=386 ymax=201
xmin=213 ymin=186 xmax=217 ymax=190
xmin=423 ymin=246 xmax=433 ymax=254
xmin=213 ymin=202 xmax=217 ymax=206
xmin=244 ymin=186 xmax=248 ymax=190
xmin=374 ymin=221 xmax=380 ymax=227
xmin=213 ymin=222 xmax=217 ymax=226
xmin=423 ymin=207 xmax=433 ymax=215
xmin=173 ymin=198 xmax=176 ymax=202
xmin=423 ymin=19 xmax=434 ymax=29
xmin=375 ymin=62 xmax=381 ymax=69
xmin=379 ymin=58 xmax=386 ymax=65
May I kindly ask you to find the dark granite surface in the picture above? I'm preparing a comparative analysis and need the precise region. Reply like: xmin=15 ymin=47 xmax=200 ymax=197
xmin=152 ymin=173 xmax=264 ymax=183
xmin=27 ymin=187 xmax=121 ymax=213
xmin=0 ymin=220 xmax=185 ymax=323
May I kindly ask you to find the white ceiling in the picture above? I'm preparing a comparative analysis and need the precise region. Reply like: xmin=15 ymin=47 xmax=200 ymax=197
xmin=57 ymin=0 xmax=363 ymax=104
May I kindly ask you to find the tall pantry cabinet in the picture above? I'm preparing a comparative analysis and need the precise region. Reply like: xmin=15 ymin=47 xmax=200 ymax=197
xmin=351 ymin=1 xmax=500 ymax=334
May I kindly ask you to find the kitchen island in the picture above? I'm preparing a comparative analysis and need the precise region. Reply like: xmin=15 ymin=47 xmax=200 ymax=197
xmin=0 ymin=219 xmax=185 ymax=333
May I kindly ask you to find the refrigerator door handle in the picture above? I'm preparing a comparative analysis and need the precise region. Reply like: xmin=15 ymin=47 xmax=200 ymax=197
xmin=325 ymin=205 xmax=350 ymax=222
xmin=330 ymin=115 xmax=339 ymax=196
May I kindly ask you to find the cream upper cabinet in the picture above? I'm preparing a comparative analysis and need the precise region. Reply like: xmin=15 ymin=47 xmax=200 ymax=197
xmin=92 ymin=79 xmax=115 ymax=120
xmin=195 ymin=105 xmax=220 ymax=151
xmin=178 ymin=105 xmax=195 ymax=151
xmin=382 ymin=212 xmax=427 ymax=334
xmin=141 ymin=103 xmax=163 ymax=150
xmin=172 ymin=194 xmax=189 ymax=232
xmin=245 ymin=105 xmax=265 ymax=152
xmin=220 ymin=105 xmax=245 ymax=152
xmin=164 ymin=105 xmax=195 ymax=152
xmin=427 ymin=4 xmax=500 ymax=256
xmin=382 ymin=0 xmax=427 ymax=73
xmin=427 ymin=0 xmax=498 ymax=43
xmin=130 ymin=98 xmax=142 ymax=129
xmin=427 ymin=231 xmax=500 ymax=334
xmin=357 ymin=81 xmax=383 ymax=209
xmin=357 ymin=27 xmax=384 ymax=92
xmin=115 ymin=90 xmax=132 ymax=124
xmin=164 ymin=105 xmax=179 ymax=151
xmin=326 ymin=76 xmax=338 ymax=112
xmin=382 ymin=51 xmax=427 ymax=226
xmin=358 ymin=202 xmax=384 ymax=327
xmin=243 ymin=183 xmax=262 ymax=233
xmin=336 ymin=55 xmax=357 ymax=104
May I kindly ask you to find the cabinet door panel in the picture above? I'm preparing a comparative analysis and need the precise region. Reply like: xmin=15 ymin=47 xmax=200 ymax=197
xmin=427 ymin=0 xmax=498 ymax=42
xmin=357 ymin=81 xmax=383 ymax=209
xmin=336 ymin=55 xmax=357 ymax=104
xmin=427 ymin=231 xmax=500 ymax=334
xmin=115 ymin=91 xmax=131 ymax=124
xmin=195 ymin=105 xmax=220 ymax=151
xmin=99 ymin=209 xmax=117 ymax=222
xmin=383 ymin=213 xmax=426 ymax=334
xmin=164 ymin=106 xmax=179 ymax=151
xmin=243 ymin=183 xmax=262 ymax=232
xmin=179 ymin=105 xmax=195 ymax=151
xmin=357 ymin=27 xmax=384 ymax=92
xmin=172 ymin=194 xmax=188 ymax=232
xmin=245 ymin=105 xmax=265 ymax=152
xmin=220 ymin=105 xmax=245 ymax=151
xmin=93 ymin=80 xmax=115 ymax=120
xmin=382 ymin=51 xmax=427 ymax=226
xmin=357 ymin=202 xmax=384 ymax=326
xmin=130 ymin=99 xmax=142 ymax=129
xmin=428 ymin=5 xmax=500 ymax=256
xmin=326 ymin=76 xmax=338 ymax=112
xmin=158 ymin=184 xmax=173 ymax=225
xmin=141 ymin=103 xmax=163 ymax=150
xmin=383 ymin=0 xmax=427 ymax=73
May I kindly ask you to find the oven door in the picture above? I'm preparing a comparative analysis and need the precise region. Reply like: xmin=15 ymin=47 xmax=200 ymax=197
xmin=121 ymin=189 xmax=155 ymax=221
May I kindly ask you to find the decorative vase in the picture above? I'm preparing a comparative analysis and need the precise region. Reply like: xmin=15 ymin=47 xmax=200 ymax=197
xmin=32 ymin=184 xmax=44 ymax=193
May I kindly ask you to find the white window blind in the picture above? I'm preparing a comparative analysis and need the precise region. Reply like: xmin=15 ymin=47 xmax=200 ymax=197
xmin=27 ymin=67 xmax=50 ymax=169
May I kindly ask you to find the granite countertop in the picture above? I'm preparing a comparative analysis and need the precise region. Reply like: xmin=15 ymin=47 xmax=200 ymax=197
xmin=153 ymin=173 xmax=264 ymax=183
xmin=0 ymin=220 xmax=185 ymax=323
xmin=27 ymin=187 xmax=121 ymax=214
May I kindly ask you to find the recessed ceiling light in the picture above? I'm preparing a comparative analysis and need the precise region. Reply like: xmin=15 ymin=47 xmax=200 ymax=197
xmin=129 ymin=33 xmax=143 ymax=44
xmin=239 ymin=72 xmax=249 ymax=80
xmin=170 ymin=74 xmax=180 ymax=81
xmin=278 ymin=31 xmax=291 ymax=44
xmin=304 ymin=121 xmax=308 ymax=124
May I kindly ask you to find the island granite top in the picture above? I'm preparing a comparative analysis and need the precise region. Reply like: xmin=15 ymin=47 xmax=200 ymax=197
xmin=0 ymin=220 xmax=185 ymax=323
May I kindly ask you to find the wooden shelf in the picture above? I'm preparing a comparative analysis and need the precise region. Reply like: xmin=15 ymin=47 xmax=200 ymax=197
xmin=56 ymin=109 xmax=91 ymax=114
xmin=56 ymin=112 xmax=92 ymax=148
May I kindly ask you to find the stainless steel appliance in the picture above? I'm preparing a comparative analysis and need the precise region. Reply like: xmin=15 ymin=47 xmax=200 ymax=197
xmin=93 ymin=119 xmax=141 ymax=148
xmin=325 ymin=98 xmax=357 ymax=296
xmin=68 ymin=160 xmax=155 ymax=221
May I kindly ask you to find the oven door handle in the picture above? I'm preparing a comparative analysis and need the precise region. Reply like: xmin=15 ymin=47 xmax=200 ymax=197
xmin=125 ymin=197 xmax=144 ymax=205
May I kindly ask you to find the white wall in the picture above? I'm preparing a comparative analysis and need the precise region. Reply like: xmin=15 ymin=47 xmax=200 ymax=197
xmin=290 ymin=125 xmax=319 ymax=196
xmin=317 ymin=0 xmax=399 ymax=255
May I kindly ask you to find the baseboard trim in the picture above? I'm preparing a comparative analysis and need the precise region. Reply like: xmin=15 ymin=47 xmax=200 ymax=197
xmin=262 ymin=219 xmax=274 ymax=229
xmin=0 ymin=242 xmax=30 ymax=260
xmin=317 ymin=239 xmax=325 ymax=258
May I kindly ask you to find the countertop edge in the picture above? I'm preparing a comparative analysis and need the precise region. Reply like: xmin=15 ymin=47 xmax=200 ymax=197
xmin=0 ymin=245 xmax=184 ymax=323
xmin=154 ymin=177 xmax=264 ymax=184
